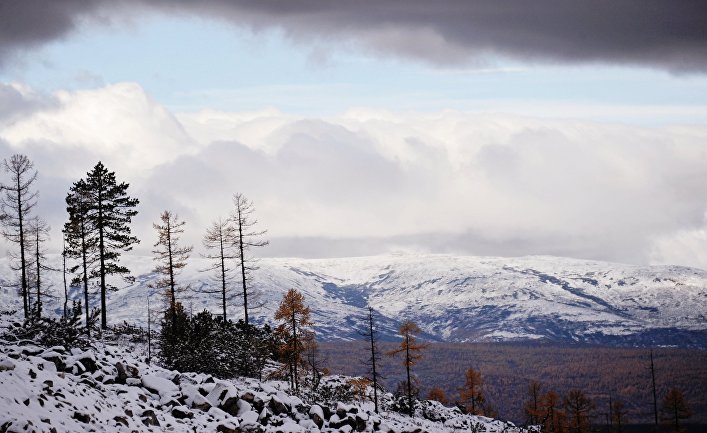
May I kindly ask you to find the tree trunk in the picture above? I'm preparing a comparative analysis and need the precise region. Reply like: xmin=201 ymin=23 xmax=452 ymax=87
xmin=16 ymin=174 xmax=28 ymax=318
xmin=97 ymin=177 xmax=107 ymax=329
xmin=237 ymin=207 xmax=249 ymax=326
xmin=369 ymin=309 xmax=379 ymax=413
xmin=219 ymin=232 xmax=226 ymax=321
xmin=292 ymin=309 xmax=298 ymax=392
xmin=405 ymin=333 xmax=412 ymax=416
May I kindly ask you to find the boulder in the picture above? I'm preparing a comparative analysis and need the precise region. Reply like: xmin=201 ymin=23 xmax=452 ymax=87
xmin=171 ymin=406 xmax=193 ymax=419
xmin=268 ymin=396 xmax=289 ymax=415
xmin=141 ymin=410 xmax=160 ymax=427
xmin=72 ymin=412 xmax=90 ymax=423
xmin=114 ymin=362 xmax=127 ymax=384
xmin=309 ymin=405 xmax=324 ymax=429
xmin=217 ymin=422 xmax=239 ymax=433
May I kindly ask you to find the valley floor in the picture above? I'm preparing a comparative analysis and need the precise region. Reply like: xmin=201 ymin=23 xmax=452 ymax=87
xmin=320 ymin=342 xmax=707 ymax=426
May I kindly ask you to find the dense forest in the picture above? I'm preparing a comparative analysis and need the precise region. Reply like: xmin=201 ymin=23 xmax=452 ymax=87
xmin=321 ymin=342 xmax=707 ymax=426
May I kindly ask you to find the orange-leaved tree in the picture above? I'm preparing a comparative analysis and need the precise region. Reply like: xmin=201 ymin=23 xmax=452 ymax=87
xmin=275 ymin=288 xmax=314 ymax=392
xmin=387 ymin=320 xmax=428 ymax=416
xmin=564 ymin=389 xmax=593 ymax=433
xmin=459 ymin=367 xmax=485 ymax=415
xmin=661 ymin=388 xmax=691 ymax=432
xmin=427 ymin=387 xmax=448 ymax=405
xmin=524 ymin=380 xmax=543 ymax=426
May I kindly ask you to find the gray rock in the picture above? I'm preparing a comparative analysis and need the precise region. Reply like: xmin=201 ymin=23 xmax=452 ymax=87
xmin=72 ymin=412 xmax=90 ymax=423
xmin=171 ymin=406 xmax=193 ymax=419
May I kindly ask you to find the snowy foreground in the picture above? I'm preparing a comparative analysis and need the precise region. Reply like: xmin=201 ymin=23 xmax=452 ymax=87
xmin=0 ymin=336 xmax=524 ymax=433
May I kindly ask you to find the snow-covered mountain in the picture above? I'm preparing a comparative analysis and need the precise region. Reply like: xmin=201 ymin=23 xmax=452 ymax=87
xmin=2 ymin=254 xmax=706 ymax=347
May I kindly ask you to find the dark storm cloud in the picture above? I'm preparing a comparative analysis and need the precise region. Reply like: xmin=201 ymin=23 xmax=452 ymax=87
xmin=1 ymin=0 xmax=706 ymax=71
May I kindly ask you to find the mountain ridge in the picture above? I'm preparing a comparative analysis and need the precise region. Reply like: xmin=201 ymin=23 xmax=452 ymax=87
xmin=1 ymin=253 xmax=706 ymax=347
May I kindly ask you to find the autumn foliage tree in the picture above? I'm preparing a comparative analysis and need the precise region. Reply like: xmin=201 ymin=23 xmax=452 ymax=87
xmin=459 ymin=367 xmax=485 ymax=415
xmin=275 ymin=288 xmax=314 ymax=393
xmin=564 ymin=389 xmax=593 ymax=433
xmin=661 ymin=388 xmax=691 ymax=432
xmin=539 ymin=390 xmax=565 ymax=433
xmin=524 ymin=380 xmax=543 ymax=426
xmin=387 ymin=320 xmax=428 ymax=416
xmin=611 ymin=399 xmax=628 ymax=433
xmin=427 ymin=387 xmax=448 ymax=405
xmin=152 ymin=210 xmax=192 ymax=326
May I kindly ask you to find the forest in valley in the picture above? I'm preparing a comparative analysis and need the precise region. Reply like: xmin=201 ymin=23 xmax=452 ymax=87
xmin=321 ymin=342 xmax=707 ymax=428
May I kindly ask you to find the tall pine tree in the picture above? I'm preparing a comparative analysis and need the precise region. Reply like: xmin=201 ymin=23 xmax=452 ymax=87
xmin=64 ymin=179 xmax=98 ymax=333
xmin=83 ymin=162 xmax=139 ymax=329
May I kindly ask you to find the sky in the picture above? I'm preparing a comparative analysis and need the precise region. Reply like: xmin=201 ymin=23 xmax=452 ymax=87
xmin=0 ymin=1 xmax=706 ymax=269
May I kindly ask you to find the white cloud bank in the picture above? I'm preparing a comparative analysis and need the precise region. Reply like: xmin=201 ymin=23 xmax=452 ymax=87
xmin=1 ymin=82 xmax=706 ymax=269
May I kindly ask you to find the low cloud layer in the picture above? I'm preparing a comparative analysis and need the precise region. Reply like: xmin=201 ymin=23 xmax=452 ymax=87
xmin=1 ymin=82 xmax=706 ymax=269
xmin=1 ymin=1 xmax=707 ymax=72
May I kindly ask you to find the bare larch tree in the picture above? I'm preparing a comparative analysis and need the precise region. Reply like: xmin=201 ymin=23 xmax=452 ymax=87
xmin=231 ymin=193 xmax=268 ymax=326
xmin=201 ymin=217 xmax=239 ymax=321
xmin=0 ymin=154 xmax=38 ymax=318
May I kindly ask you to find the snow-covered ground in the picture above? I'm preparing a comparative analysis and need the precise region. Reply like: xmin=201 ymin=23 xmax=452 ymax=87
xmin=0 ymin=311 xmax=525 ymax=433
xmin=1 ymin=253 xmax=706 ymax=346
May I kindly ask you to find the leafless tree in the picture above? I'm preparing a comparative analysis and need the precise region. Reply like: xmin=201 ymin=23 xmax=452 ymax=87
xmin=0 ymin=154 xmax=38 ymax=318
xmin=231 ymin=193 xmax=268 ymax=326
xmin=359 ymin=305 xmax=383 ymax=413
xmin=201 ymin=217 xmax=239 ymax=321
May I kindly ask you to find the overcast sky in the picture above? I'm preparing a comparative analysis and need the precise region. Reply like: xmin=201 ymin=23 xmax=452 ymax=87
xmin=1 ymin=1 xmax=706 ymax=269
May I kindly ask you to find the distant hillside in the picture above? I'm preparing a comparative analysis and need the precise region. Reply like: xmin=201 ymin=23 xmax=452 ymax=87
xmin=1 ymin=253 xmax=706 ymax=347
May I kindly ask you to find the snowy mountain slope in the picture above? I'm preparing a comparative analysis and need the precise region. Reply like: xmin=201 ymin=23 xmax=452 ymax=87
xmin=0 ymin=317 xmax=525 ymax=433
xmin=1 ymin=254 xmax=706 ymax=347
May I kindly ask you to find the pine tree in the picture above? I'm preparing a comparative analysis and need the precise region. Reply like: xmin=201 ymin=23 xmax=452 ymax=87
xmin=152 ymin=210 xmax=192 ymax=327
xmin=274 ymin=288 xmax=314 ymax=393
xmin=459 ymin=367 xmax=485 ymax=415
xmin=0 ymin=154 xmax=38 ymax=318
xmin=231 ymin=193 xmax=268 ymax=326
xmin=83 ymin=162 xmax=139 ymax=329
xmin=201 ymin=217 xmax=239 ymax=321
xmin=28 ymin=217 xmax=51 ymax=318
xmin=387 ymin=320 xmax=428 ymax=416
xmin=661 ymin=388 xmax=691 ymax=432
xmin=359 ymin=305 xmax=383 ymax=413
xmin=64 ymin=179 xmax=98 ymax=334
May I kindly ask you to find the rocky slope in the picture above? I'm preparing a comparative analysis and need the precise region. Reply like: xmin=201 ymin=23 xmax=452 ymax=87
xmin=0 ymin=321 xmax=524 ymax=432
